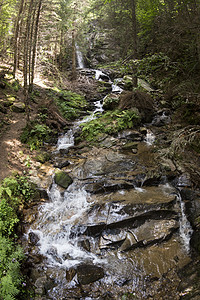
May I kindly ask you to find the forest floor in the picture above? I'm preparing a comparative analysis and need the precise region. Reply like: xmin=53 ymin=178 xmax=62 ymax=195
xmin=0 ymin=64 xmax=97 ymax=182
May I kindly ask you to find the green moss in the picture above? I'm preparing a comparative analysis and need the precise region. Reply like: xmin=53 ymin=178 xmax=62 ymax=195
xmin=35 ymin=151 xmax=51 ymax=163
xmin=54 ymin=89 xmax=88 ymax=120
xmin=55 ymin=171 xmax=73 ymax=189
xmin=103 ymin=95 xmax=120 ymax=110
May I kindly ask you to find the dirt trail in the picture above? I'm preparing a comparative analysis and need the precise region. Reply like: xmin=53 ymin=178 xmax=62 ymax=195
xmin=0 ymin=111 xmax=27 ymax=181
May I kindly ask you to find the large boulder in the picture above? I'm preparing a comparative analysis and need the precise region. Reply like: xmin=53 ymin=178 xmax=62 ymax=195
xmin=119 ymin=90 xmax=154 ymax=123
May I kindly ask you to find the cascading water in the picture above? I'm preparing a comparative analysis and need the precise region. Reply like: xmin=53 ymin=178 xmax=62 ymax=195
xmin=177 ymin=192 xmax=193 ymax=252
xmin=29 ymin=182 xmax=101 ymax=268
xmin=76 ymin=44 xmax=85 ymax=69
xmin=25 ymin=63 xmax=194 ymax=299
xmin=145 ymin=129 xmax=155 ymax=145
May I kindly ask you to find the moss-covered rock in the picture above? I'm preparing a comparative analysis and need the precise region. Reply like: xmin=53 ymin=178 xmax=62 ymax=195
xmin=103 ymin=94 xmax=120 ymax=110
xmin=54 ymin=171 xmax=73 ymax=189
xmin=35 ymin=152 xmax=51 ymax=163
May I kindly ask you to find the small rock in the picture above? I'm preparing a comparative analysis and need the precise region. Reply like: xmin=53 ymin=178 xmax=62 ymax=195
xmin=29 ymin=231 xmax=40 ymax=246
xmin=66 ymin=267 xmax=77 ymax=282
xmin=56 ymin=160 xmax=70 ymax=169
xmin=120 ymin=231 xmax=138 ymax=251
xmin=121 ymin=141 xmax=138 ymax=150
xmin=12 ymin=102 xmax=25 ymax=113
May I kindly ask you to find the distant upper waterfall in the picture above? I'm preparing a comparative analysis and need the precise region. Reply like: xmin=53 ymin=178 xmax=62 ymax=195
xmin=76 ymin=44 xmax=85 ymax=68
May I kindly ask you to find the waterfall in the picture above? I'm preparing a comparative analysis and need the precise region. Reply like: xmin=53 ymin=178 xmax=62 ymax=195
xmin=76 ymin=44 xmax=85 ymax=69
xmin=177 ymin=191 xmax=193 ymax=252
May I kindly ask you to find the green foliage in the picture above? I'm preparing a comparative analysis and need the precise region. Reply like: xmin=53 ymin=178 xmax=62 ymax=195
xmin=80 ymin=109 xmax=140 ymax=141
xmin=136 ymin=53 xmax=180 ymax=88
xmin=0 ymin=175 xmax=36 ymax=211
xmin=0 ymin=199 xmax=19 ymax=237
xmin=0 ymin=174 xmax=34 ymax=299
xmin=20 ymin=122 xmax=53 ymax=150
xmin=0 ymin=235 xmax=24 ymax=300
xmin=55 ymin=89 xmax=88 ymax=120
xmin=0 ymin=0 xmax=16 ymax=53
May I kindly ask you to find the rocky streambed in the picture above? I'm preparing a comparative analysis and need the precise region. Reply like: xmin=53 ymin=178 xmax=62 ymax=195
xmin=21 ymin=72 xmax=200 ymax=299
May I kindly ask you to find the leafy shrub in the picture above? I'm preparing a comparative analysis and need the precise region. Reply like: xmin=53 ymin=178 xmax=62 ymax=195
xmin=136 ymin=53 xmax=180 ymax=88
xmin=80 ymin=109 xmax=140 ymax=141
xmin=0 ymin=175 xmax=35 ymax=299
xmin=0 ymin=235 xmax=24 ymax=300
xmin=21 ymin=122 xmax=53 ymax=150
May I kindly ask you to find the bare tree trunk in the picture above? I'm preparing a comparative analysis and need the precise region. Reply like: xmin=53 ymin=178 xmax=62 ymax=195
xmin=13 ymin=0 xmax=25 ymax=77
xmin=59 ymin=29 xmax=64 ymax=70
xmin=24 ymin=0 xmax=34 ymax=124
xmin=131 ymin=0 xmax=138 ymax=87
xmin=29 ymin=0 xmax=43 ymax=92
xmin=71 ymin=29 xmax=76 ymax=80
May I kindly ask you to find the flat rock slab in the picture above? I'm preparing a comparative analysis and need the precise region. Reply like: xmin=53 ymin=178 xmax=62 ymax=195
xmin=76 ymin=264 xmax=104 ymax=285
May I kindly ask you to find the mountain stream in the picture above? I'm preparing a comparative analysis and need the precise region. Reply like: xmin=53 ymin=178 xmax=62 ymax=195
xmin=24 ymin=58 xmax=194 ymax=299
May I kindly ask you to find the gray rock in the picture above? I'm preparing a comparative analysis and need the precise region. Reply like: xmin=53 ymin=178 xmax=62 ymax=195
xmin=76 ymin=264 xmax=104 ymax=285
xmin=12 ymin=101 xmax=25 ymax=112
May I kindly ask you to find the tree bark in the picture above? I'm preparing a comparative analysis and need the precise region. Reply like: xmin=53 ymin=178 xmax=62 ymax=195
xmin=13 ymin=0 xmax=25 ymax=77
xmin=29 ymin=0 xmax=43 ymax=92
xmin=71 ymin=29 xmax=76 ymax=80
xmin=130 ymin=0 xmax=138 ymax=87
xmin=23 ymin=0 xmax=34 ymax=123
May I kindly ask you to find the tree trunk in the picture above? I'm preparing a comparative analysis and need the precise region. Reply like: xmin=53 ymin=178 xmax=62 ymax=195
xmin=71 ymin=29 xmax=76 ymax=80
xmin=23 ymin=0 xmax=34 ymax=123
xmin=29 ymin=0 xmax=43 ymax=93
xmin=131 ymin=0 xmax=138 ymax=87
xmin=13 ymin=0 xmax=25 ymax=77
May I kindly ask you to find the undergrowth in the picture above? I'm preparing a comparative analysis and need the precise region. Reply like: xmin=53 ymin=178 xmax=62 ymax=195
xmin=20 ymin=122 xmax=53 ymax=151
xmin=80 ymin=109 xmax=140 ymax=142
xmin=53 ymin=89 xmax=88 ymax=120
xmin=0 ymin=174 xmax=36 ymax=299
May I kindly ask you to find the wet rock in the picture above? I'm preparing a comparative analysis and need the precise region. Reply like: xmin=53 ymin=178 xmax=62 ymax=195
xmin=121 ymin=141 xmax=138 ymax=151
xmin=66 ymin=267 xmax=76 ymax=282
xmin=84 ymin=210 xmax=178 ymax=237
xmin=118 ymin=129 xmax=143 ymax=141
xmin=85 ymin=179 xmax=133 ymax=194
xmin=11 ymin=101 xmax=25 ymax=113
xmin=54 ymin=171 xmax=73 ymax=189
xmin=46 ymin=247 xmax=62 ymax=264
xmin=29 ymin=231 xmax=40 ymax=246
xmin=34 ymin=276 xmax=47 ymax=296
xmin=99 ymin=230 xmax=126 ymax=249
xmin=77 ymin=238 xmax=91 ymax=252
xmin=56 ymin=160 xmax=70 ymax=169
xmin=152 ymin=110 xmax=171 ymax=127
xmin=79 ymin=151 xmax=136 ymax=178
xmin=76 ymin=264 xmax=104 ymax=285
xmin=119 ymin=231 xmax=138 ymax=251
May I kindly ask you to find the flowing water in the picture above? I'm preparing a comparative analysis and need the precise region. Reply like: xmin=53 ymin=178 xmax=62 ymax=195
xmin=26 ymin=66 xmax=194 ymax=299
